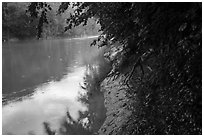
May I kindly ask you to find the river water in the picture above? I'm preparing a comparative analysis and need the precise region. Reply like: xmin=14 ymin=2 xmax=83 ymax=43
xmin=2 ymin=37 xmax=110 ymax=135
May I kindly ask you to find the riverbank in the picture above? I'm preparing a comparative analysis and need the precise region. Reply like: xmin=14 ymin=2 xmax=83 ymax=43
xmin=96 ymin=43 xmax=132 ymax=134
xmin=98 ymin=42 xmax=202 ymax=135
xmin=98 ymin=74 xmax=132 ymax=134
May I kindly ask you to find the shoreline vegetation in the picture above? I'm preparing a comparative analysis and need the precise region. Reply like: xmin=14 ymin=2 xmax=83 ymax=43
xmin=97 ymin=36 xmax=201 ymax=134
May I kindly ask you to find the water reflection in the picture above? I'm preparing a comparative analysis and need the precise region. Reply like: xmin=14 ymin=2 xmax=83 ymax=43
xmin=2 ymin=38 xmax=99 ymax=100
xmin=57 ymin=60 xmax=111 ymax=135
xmin=78 ymin=64 xmax=107 ymax=133
xmin=3 ymin=67 xmax=88 ymax=135
xmin=2 ymin=38 xmax=111 ymax=135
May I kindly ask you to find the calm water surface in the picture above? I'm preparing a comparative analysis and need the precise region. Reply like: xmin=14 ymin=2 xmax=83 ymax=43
xmin=2 ymin=38 xmax=110 ymax=135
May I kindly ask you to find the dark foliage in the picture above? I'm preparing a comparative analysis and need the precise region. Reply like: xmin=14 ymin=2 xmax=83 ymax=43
xmin=27 ymin=2 xmax=202 ymax=134
xmin=27 ymin=2 xmax=52 ymax=38
xmin=2 ymin=2 xmax=38 ymax=40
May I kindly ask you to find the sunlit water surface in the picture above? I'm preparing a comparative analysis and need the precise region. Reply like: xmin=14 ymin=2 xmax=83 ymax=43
xmin=2 ymin=37 xmax=109 ymax=135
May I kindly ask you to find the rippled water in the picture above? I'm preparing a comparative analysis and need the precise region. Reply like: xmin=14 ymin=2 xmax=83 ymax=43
xmin=2 ymin=37 xmax=110 ymax=135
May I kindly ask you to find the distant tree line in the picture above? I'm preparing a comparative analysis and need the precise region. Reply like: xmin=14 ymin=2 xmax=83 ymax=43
xmin=2 ymin=2 xmax=100 ymax=41
xmin=2 ymin=2 xmax=37 ymax=41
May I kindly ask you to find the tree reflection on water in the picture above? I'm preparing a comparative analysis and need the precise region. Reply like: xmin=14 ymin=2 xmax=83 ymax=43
xmin=3 ymin=39 xmax=111 ymax=135
xmin=43 ymin=52 xmax=111 ymax=135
